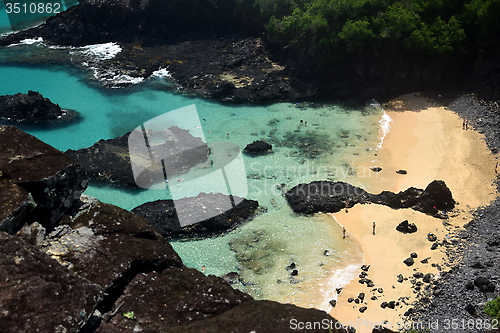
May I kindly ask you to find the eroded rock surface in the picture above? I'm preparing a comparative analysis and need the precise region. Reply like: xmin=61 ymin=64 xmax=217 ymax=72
xmin=0 ymin=231 xmax=102 ymax=333
xmin=0 ymin=125 xmax=87 ymax=228
xmin=131 ymin=193 xmax=259 ymax=238
xmin=285 ymin=180 xmax=455 ymax=218
xmin=65 ymin=126 xmax=209 ymax=188
xmin=0 ymin=176 xmax=36 ymax=233
xmin=0 ymin=90 xmax=79 ymax=124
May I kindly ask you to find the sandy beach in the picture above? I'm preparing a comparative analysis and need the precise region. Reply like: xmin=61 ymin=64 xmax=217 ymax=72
xmin=327 ymin=93 xmax=498 ymax=332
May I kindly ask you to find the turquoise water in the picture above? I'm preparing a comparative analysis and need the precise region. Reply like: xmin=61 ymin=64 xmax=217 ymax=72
xmin=0 ymin=41 xmax=384 ymax=310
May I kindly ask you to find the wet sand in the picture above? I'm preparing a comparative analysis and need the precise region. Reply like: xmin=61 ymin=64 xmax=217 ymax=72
xmin=327 ymin=93 xmax=498 ymax=332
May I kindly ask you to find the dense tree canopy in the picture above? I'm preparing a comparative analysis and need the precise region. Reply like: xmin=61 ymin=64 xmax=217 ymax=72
xmin=235 ymin=0 xmax=500 ymax=68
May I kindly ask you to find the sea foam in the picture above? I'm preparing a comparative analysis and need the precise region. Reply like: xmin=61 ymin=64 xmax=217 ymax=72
xmin=378 ymin=111 xmax=393 ymax=148
xmin=7 ymin=37 xmax=43 ymax=47
xmin=70 ymin=42 xmax=122 ymax=61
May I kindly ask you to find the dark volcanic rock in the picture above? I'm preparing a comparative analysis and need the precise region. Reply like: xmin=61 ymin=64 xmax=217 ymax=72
xmin=396 ymin=169 xmax=408 ymax=175
xmin=396 ymin=220 xmax=418 ymax=234
xmin=156 ymin=299 xmax=346 ymax=333
xmin=65 ymin=126 xmax=209 ymax=188
xmin=285 ymin=181 xmax=369 ymax=214
xmin=371 ymin=167 xmax=382 ymax=172
xmin=221 ymin=271 xmax=241 ymax=284
xmin=0 ymin=1 xmax=311 ymax=103
xmin=0 ymin=91 xmax=79 ymax=124
xmin=474 ymin=276 xmax=496 ymax=292
xmin=423 ymin=273 xmax=433 ymax=283
xmin=131 ymin=193 xmax=259 ymax=238
xmin=403 ymin=257 xmax=415 ymax=266
xmin=243 ymin=140 xmax=273 ymax=156
xmin=465 ymin=303 xmax=477 ymax=317
xmin=0 ymin=176 xmax=36 ymax=234
xmin=0 ymin=0 xmax=259 ymax=47
xmin=411 ymin=180 xmax=455 ymax=215
xmin=0 ymin=231 xmax=102 ymax=333
xmin=370 ymin=180 xmax=455 ymax=217
xmin=95 ymin=268 xmax=252 ymax=332
xmin=285 ymin=180 xmax=455 ymax=217
xmin=52 ymin=201 xmax=183 ymax=288
xmin=42 ymin=200 xmax=184 ymax=318
xmin=0 ymin=125 xmax=88 ymax=228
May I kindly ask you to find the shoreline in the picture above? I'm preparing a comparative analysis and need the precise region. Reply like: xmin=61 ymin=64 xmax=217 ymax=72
xmin=327 ymin=93 xmax=498 ymax=332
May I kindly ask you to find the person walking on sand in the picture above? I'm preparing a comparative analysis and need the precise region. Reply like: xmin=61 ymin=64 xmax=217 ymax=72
xmin=343 ymin=227 xmax=346 ymax=239
xmin=344 ymin=200 xmax=349 ymax=213
xmin=463 ymin=119 xmax=466 ymax=130
xmin=372 ymin=222 xmax=376 ymax=235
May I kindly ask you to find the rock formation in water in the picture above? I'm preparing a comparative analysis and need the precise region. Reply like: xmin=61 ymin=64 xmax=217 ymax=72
xmin=285 ymin=180 xmax=455 ymax=218
xmin=0 ymin=91 xmax=79 ymax=124
xmin=243 ymin=140 xmax=273 ymax=156
xmin=131 ymin=193 xmax=259 ymax=238
xmin=1 ymin=125 xmax=349 ymax=333
xmin=65 ymin=126 xmax=210 ymax=188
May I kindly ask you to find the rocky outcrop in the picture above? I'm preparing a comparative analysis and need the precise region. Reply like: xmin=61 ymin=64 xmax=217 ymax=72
xmin=0 ymin=91 xmax=79 ymax=124
xmin=0 ymin=175 xmax=36 ymax=234
xmin=243 ymin=140 xmax=273 ymax=156
xmin=95 ymin=267 xmax=252 ymax=332
xmin=285 ymin=180 xmax=455 ymax=218
xmin=131 ymin=193 xmax=259 ymax=238
xmin=0 ymin=231 xmax=103 ymax=333
xmin=0 ymin=0 xmax=261 ymax=47
xmin=0 ymin=125 xmax=88 ymax=229
xmin=0 ymin=0 xmax=316 ymax=103
xmin=65 ymin=126 xmax=209 ymax=188
xmin=285 ymin=181 xmax=370 ymax=214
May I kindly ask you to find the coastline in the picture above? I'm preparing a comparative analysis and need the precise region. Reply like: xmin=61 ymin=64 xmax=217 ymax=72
xmin=328 ymin=93 xmax=498 ymax=332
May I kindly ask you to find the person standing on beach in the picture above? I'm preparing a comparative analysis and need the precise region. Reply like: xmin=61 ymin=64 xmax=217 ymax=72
xmin=463 ymin=119 xmax=466 ymax=130
xmin=343 ymin=227 xmax=346 ymax=239
xmin=372 ymin=222 xmax=376 ymax=235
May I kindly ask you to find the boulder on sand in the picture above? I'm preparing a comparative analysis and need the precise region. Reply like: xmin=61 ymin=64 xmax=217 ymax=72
xmin=396 ymin=220 xmax=418 ymax=234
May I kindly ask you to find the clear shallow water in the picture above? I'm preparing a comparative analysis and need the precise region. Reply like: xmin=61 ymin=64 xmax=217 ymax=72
xmin=0 ymin=42 xmax=384 ymax=309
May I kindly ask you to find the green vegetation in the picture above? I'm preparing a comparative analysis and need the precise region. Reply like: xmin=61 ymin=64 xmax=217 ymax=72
xmin=236 ymin=0 xmax=500 ymax=69
xmin=485 ymin=296 xmax=500 ymax=320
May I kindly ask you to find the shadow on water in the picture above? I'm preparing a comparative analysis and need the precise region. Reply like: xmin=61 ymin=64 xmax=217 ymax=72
xmin=106 ymin=106 xmax=158 ymax=137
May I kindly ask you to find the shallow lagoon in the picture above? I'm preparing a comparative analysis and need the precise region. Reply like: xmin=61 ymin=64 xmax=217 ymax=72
xmin=0 ymin=42 xmax=385 ymax=310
